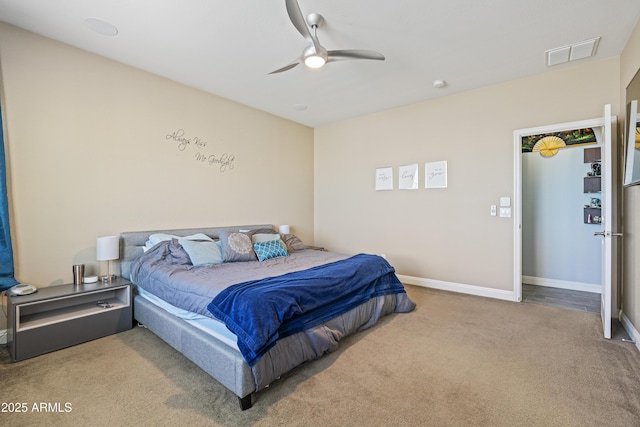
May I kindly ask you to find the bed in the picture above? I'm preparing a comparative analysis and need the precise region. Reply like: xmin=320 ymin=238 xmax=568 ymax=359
xmin=120 ymin=225 xmax=415 ymax=410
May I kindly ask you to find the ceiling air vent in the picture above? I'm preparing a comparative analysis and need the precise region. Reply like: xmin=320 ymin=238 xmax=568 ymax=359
xmin=545 ymin=37 xmax=600 ymax=67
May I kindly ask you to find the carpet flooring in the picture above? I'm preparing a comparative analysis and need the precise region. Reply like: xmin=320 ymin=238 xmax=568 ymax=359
xmin=1 ymin=285 xmax=640 ymax=426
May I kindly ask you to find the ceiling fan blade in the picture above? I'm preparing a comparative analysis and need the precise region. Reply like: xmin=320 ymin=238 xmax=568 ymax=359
xmin=327 ymin=49 xmax=386 ymax=62
xmin=269 ymin=60 xmax=301 ymax=74
xmin=285 ymin=0 xmax=313 ymax=44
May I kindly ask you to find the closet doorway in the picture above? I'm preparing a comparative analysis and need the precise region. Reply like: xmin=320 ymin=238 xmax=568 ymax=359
xmin=513 ymin=105 xmax=617 ymax=338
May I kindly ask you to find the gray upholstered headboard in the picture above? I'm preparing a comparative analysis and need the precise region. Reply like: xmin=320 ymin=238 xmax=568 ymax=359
xmin=119 ymin=224 xmax=274 ymax=280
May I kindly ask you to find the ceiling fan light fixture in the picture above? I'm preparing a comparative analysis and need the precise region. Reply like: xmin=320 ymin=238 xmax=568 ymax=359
xmin=304 ymin=54 xmax=326 ymax=68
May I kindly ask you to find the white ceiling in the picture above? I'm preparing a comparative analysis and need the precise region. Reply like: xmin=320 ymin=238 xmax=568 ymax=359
xmin=1 ymin=0 xmax=639 ymax=127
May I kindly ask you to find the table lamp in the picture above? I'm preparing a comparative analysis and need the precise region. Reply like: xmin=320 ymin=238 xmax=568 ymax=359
xmin=278 ymin=225 xmax=290 ymax=235
xmin=97 ymin=235 xmax=119 ymax=282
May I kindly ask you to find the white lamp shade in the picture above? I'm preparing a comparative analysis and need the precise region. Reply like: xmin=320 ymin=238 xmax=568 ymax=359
xmin=96 ymin=236 xmax=119 ymax=261
xmin=278 ymin=225 xmax=290 ymax=234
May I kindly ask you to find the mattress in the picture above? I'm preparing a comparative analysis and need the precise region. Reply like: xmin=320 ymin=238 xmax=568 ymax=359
xmin=137 ymin=286 xmax=239 ymax=350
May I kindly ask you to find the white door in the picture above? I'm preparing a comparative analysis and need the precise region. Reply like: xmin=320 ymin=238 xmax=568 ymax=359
xmin=596 ymin=104 xmax=618 ymax=339
xmin=514 ymin=106 xmax=618 ymax=339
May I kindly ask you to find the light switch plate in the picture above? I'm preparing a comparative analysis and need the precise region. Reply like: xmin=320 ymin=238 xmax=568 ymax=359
xmin=500 ymin=197 xmax=511 ymax=207
xmin=490 ymin=205 xmax=497 ymax=216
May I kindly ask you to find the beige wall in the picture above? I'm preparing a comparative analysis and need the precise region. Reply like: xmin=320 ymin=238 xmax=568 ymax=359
xmin=621 ymin=18 xmax=640 ymax=334
xmin=315 ymin=58 xmax=620 ymax=296
xmin=0 ymin=23 xmax=314 ymax=289
xmin=2 ymin=18 xmax=636 ymax=336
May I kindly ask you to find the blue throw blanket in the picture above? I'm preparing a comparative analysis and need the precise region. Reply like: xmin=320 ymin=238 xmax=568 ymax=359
xmin=207 ymin=254 xmax=407 ymax=366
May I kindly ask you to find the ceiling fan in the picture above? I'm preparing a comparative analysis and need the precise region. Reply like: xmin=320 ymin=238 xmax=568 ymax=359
xmin=269 ymin=0 xmax=385 ymax=74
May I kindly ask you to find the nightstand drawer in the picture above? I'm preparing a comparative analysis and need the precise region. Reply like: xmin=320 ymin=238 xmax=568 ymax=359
xmin=14 ymin=307 xmax=131 ymax=361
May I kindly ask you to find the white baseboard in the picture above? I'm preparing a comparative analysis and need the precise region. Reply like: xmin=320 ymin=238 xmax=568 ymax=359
xmin=0 ymin=328 xmax=7 ymax=346
xmin=397 ymin=275 xmax=515 ymax=302
xmin=522 ymin=275 xmax=601 ymax=294
xmin=620 ymin=312 xmax=640 ymax=352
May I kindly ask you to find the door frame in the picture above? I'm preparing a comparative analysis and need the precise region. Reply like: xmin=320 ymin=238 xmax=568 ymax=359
xmin=513 ymin=115 xmax=615 ymax=309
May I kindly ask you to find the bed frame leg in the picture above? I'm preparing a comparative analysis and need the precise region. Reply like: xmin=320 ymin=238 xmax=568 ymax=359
xmin=239 ymin=394 xmax=252 ymax=410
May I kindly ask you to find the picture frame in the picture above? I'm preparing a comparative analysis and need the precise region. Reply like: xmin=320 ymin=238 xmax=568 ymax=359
xmin=425 ymin=161 xmax=447 ymax=188
xmin=399 ymin=164 xmax=419 ymax=190
xmin=375 ymin=167 xmax=394 ymax=191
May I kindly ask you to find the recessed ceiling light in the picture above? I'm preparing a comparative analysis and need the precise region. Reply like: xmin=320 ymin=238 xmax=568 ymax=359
xmin=291 ymin=104 xmax=308 ymax=111
xmin=432 ymin=80 xmax=447 ymax=88
xmin=84 ymin=17 xmax=118 ymax=36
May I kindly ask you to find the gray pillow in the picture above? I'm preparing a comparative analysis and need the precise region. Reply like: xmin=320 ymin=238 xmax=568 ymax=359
xmin=218 ymin=231 xmax=258 ymax=262
xmin=281 ymin=234 xmax=307 ymax=252
xmin=245 ymin=227 xmax=278 ymax=236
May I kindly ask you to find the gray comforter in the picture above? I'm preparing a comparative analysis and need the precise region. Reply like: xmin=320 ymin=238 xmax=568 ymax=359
xmin=130 ymin=239 xmax=355 ymax=317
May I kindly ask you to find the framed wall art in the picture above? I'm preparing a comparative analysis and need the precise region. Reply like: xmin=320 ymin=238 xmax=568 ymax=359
xmin=375 ymin=167 xmax=394 ymax=190
xmin=399 ymin=164 xmax=419 ymax=190
xmin=425 ymin=161 xmax=447 ymax=188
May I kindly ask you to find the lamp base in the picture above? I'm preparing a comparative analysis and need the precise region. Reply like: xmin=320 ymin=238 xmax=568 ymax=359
xmin=99 ymin=274 xmax=117 ymax=283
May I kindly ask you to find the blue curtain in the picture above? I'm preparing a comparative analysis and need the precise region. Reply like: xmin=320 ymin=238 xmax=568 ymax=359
xmin=0 ymin=101 xmax=17 ymax=291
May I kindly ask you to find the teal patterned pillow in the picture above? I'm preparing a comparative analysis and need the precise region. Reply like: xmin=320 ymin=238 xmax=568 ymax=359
xmin=253 ymin=239 xmax=289 ymax=262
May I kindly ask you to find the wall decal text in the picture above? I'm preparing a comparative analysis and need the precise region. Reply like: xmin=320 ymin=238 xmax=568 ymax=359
xmin=165 ymin=129 xmax=235 ymax=172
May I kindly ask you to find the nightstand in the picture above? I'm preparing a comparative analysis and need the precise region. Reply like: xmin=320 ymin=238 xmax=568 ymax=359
xmin=7 ymin=277 xmax=132 ymax=362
